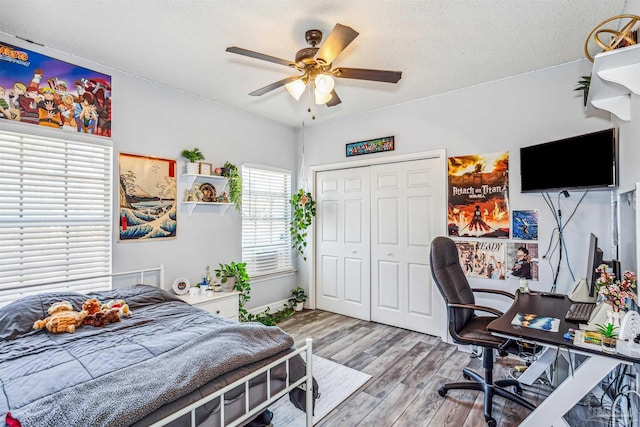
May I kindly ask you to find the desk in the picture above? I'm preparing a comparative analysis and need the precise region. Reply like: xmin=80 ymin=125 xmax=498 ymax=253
xmin=488 ymin=292 xmax=639 ymax=427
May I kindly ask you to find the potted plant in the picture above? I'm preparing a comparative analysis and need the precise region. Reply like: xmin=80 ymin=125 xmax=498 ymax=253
xmin=214 ymin=261 xmax=249 ymax=292
xmin=181 ymin=148 xmax=205 ymax=174
xmin=290 ymin=189 xmax=316 ymax=261
xmin=288 ymin=286 xmax=307 ymax=312
xmin=222 ymin=161 xmax=242 ymax=211
xmin=596 ymin=322 xmax=618 ymax=353
xmin=574 ymin=74 xmax=591 ymax=107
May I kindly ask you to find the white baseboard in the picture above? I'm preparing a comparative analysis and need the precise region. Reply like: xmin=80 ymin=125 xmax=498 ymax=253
xmin=247 ymin=298 xmax=290 ymax=315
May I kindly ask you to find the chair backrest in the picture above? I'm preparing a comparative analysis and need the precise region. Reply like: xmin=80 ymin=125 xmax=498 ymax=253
xmin=430 ymin=236 xmax=475 ymax=337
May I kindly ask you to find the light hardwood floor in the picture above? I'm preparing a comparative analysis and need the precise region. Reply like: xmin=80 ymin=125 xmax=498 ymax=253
xmin=278 ymin=309 xmax=606 ymax=427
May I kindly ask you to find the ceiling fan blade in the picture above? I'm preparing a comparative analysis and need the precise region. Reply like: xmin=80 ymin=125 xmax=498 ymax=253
xmin=226 ymin=46 xmax=296 ymax=68
xmin=249 ymin=76 xmax=300 ymax=96
xmin=326 ymin=89 xmax=342 ymax=107
xmin=315 ymin=24 xmax=359 ymax=66
xmin=333 ymin=67 xmax=402 ymax=83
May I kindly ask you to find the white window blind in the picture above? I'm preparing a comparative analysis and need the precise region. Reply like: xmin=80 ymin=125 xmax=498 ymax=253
xmin=0 ymin=130 xmax=112 ymax=305
xmin=242 ymin=164 xmax=293 ymax=277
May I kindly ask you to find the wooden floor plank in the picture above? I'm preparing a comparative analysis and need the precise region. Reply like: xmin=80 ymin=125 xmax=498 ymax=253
xmin=315 ymin=390 xmax=380 ymax=426
xmin=358 ymin=383 xmax=422 ymax=427
xmin=393 ymin=374 xmax=451 ymax=427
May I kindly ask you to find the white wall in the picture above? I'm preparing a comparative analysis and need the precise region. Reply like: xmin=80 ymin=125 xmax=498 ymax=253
xmin=0 ymin=37 xmax=298 ymax=309
xmin=300 ymin=60 xmax=617 ymax=312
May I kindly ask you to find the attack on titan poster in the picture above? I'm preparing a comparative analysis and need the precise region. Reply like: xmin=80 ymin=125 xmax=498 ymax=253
xmin=448 ymin=151 xmax=509 ymax=238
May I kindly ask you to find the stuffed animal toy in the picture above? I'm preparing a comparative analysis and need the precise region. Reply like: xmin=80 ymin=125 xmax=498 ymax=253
xmin=101 ymin=299 xmax=132 ymax=317
xmin=33 ymin=301 xmax=87 ymax=334
xmin=82 ymin=298 xmax=122 ymax=327
xmin=82 ymin=298 xmax=101 ymax=315
xmin=83 ymin=309 xmax=121 ymax=327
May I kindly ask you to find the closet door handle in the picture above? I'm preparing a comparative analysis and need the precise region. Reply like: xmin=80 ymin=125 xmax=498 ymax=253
xmin=386 ymin=252 xmax=393 ymax=257
xmin=352 ymin=250 xmax=357 ymax=254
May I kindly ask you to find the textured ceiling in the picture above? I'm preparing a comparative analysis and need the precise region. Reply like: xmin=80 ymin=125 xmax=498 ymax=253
xmin=0 ymin=0 xmax=627 ymax=128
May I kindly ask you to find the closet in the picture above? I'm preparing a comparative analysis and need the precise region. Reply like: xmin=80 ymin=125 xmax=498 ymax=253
xmin=315 ymin=156 xmax=446 ymax=336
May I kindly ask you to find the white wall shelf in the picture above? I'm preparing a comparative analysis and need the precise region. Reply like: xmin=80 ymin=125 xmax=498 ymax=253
xmin=181 ymin=173 xmax=227 ymax=189
xmin=587 ymin=44 xmax=640 ymax=121
xmin=182 ymin=201 xmax=232 ymax=217
xmin=180 ymin=174 xmax=231 ymax=216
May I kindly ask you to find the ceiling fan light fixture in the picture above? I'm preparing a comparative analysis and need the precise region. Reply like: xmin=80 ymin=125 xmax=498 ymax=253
xmin=314 ymin=89 xmax=333 ymax=105
xmin=285 ymin=79 xmax=307 ymax=101
xmin=314 ymin=74 xmax=335 ymax=95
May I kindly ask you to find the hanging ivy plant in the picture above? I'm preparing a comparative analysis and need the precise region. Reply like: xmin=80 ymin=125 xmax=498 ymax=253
xmin=290 ymin=189 xmax=316 ymax=261
xmin=222 ymin=161 xmax=242 ymax=211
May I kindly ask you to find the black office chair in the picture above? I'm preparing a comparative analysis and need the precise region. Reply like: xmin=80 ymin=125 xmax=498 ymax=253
xmin=430 ymin=236 xmax=535 ymax=426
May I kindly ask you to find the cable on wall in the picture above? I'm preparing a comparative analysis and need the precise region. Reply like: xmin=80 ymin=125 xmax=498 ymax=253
xmin=541 ymin=190 xmax=589 ymax=291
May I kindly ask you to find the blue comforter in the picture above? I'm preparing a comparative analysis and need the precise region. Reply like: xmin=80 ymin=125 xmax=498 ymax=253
xmin=0 ymin=285 xmax=296 ymax=427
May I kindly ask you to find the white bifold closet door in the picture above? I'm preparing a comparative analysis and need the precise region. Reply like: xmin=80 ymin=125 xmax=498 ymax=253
xmin=315 ymin=167 xmax=371 ymax=321
xmin=315 ymin=158 xmax=444 ymax=336
xmin=370 ymin=159 xmax=443 ymax=336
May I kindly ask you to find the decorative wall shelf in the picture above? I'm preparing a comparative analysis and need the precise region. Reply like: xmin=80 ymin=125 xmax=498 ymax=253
xmin=181 ymin=173 xmax=228 ymax=189
xmin=182 ymin=201 xmax=232 ymax=217
xmin=586 ymin=44 xmax=640 ymax=121
xmin=180 ymin=174 xmax=231 ymax=216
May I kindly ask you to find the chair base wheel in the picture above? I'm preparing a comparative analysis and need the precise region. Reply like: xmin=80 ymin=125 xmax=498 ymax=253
xmin=438 ymin=386 xmax=447 ymax=397
xmin=485 ymin=416 xmax=497 ymax=427
xmin=463 ymin=373 xmax=471 ymax=380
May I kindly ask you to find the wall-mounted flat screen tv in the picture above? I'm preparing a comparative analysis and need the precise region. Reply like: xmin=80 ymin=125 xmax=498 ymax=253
xmin=520 ymin=128 xmax=618 ymax=193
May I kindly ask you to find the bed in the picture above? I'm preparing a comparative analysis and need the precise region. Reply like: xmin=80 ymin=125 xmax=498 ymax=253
xmin=0 ymin=267 xmax=315 ymax=427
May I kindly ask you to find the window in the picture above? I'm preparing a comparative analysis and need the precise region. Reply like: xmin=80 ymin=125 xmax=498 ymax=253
xmin=242 ymin=164 xmax=293 ymax=277
xmin=0 ymin=130 xmax=112 ymax=306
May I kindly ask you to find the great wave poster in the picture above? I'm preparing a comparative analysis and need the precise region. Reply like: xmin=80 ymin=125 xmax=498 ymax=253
xmin=447 ymin=151 xmax=509 ymax=238
xmin=119 ymin=153 xmax=177 ymax=241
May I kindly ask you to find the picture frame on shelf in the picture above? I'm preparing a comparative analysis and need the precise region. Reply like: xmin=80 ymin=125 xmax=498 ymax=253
xmin=199 ymin=162 xmax=213 ymax=175
xmin=172 ymin=277 xmax=191 ymax=295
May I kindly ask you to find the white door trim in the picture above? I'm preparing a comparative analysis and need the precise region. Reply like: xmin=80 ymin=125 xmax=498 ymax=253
xmin=307 ymin=149 xmax=449 ymax=340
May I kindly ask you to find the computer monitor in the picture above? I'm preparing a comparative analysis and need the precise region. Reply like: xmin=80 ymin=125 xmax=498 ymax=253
xmin=585 ymin=233 xmax=604 ymax=297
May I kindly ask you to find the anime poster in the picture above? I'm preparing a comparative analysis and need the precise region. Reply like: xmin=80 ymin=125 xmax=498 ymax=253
xmin=512 ymin=210 xmax=538 ymax=240
xmin=506 ymin=242 xmax=539 ymax=281
xmin=448 ymin=152 xmax=509 ymax=238
xmin=119 ymin=153 xmax=177 ymax=241
xmin=0 ymin=41 xmax=112 ymax=137
xmin=455 ymin=240 xmax=506 ymax=280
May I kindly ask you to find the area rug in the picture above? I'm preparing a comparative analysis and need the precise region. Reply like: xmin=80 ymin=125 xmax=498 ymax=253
xmin=269 ymin=355 xmax=371 ymax=426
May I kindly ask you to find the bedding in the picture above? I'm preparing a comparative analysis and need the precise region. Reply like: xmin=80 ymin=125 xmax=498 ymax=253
xmin=0 ymin=285 xmax=309 ymax=427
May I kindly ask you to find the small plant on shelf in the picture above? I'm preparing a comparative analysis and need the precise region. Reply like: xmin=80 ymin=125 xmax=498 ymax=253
xmin=288 ymin=286 xmax=308 ymax=311
xmin=181 ymin=148 xmax=205 ymax=175
xmin=180 ymin=148 xmax=205 ymax=163
xmin=595 ymin=322 xmax=618 ymax=353
xmin=222 ymin=161 xmax=242 ymax=210
xmin=290 ymin=189 xmax=316 ymax=261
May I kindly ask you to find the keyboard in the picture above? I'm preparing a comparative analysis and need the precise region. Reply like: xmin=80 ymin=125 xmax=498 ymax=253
xmin=565 ymin=303 xmax=596 ymax=323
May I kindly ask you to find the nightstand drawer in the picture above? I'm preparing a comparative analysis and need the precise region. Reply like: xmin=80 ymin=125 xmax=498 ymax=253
xmin=177 ymin=292 xmax=239 ymax=321
xmin=196 ymin=296 xmax=238 ymax=319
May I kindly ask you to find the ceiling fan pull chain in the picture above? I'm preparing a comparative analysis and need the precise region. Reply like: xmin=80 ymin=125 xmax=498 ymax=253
xmin=299 ymin=121 xmax=308 ymax=192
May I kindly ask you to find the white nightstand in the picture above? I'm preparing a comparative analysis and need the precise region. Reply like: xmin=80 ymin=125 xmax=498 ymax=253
xmin=177 ymin=291 xmax=239 ymax=321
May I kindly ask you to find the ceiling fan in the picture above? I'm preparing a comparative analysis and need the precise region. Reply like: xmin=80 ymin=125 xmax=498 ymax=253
xmin=226 ymin=23 xmax=402 ymax=107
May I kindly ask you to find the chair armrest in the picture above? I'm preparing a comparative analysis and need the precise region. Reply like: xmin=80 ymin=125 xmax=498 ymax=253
xmin=447 ymin=302 xmax=504 ymax=317
xmin=471 ymin=288 xmax=515 ymax=300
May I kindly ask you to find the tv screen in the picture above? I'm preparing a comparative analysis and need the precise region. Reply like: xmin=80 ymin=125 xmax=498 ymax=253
xmin=520 ymin=128 xmax=617 ymax=193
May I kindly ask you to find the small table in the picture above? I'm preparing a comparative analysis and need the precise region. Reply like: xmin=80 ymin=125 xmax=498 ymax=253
xmin=487 ymin=292 xmax=639 ymax=426
xmin=177 ymin=291 xmax=239 ymax=321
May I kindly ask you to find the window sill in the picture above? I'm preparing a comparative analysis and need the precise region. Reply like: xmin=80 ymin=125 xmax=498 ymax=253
xmin=250 ymin=269 xmax=296 ymax=283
